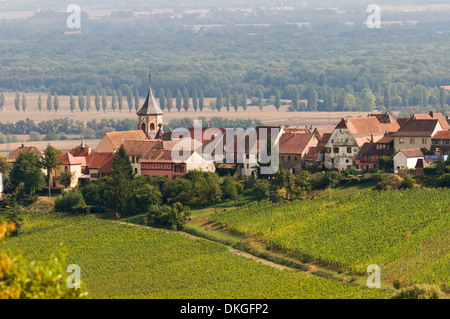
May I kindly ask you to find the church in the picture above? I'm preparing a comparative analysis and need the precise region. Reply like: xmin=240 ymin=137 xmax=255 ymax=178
xmin=94 ymin=72 xmax=216 ymax=179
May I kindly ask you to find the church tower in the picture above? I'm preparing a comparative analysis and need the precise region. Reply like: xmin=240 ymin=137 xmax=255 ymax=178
xmin=137 ymin=71 xmax=164 ymax=139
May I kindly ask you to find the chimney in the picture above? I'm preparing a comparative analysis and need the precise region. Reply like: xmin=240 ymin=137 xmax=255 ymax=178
xmin=88 ymin=147 xmax=91 ymax=155
xmin=430 ymin=111 xmax=434 ymax=118
xmin=21 ymin=144 xmax=24 ymax=148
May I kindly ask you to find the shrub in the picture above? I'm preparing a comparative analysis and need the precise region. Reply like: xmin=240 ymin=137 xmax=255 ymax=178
xmin=424 ymin=165 xmax=438 ymax=175
xmin=399 ymin=174 xmax=415 ymax=189
xmin=392 ymin=284 xmax=445 ymax=299
xmin=436 ymin=173 xmax=450 ymax=187
xmin=54 ymin=190 xmax=89 ymax=215
xmin=393 ymin=279 xmax=403 ymax=290
xmin=253 ymin=180 xmax=270 ymax=199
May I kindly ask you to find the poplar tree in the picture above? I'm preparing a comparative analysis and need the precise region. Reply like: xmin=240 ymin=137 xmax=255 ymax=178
xmin=176 ymin=89 xmax=182 ymax=112
xmin=166 ymin=90 xmax=173 ymax=112
xmin=216 ymin=88 xmax=223 ymax=112
xmin=78 ymin=90 xmax=85 ymax=112
xmin=69 ymin=93 xmax=75 ymax=112
xmin=15 ymin=92 xmax=20 ymax=112
xmin=102 ymin=90 xmax=107 ymax=113
xmin=95 ymin=90 xmax=101 ymax=112
xmin=53 ymin=93 xmax=59 ymax=112
xmin=183 ymin=87 xmax=189 ymax=112
xmin=21 ymin=93 xmax=27 ymax=112
xmin=111 ymin=91 xmax=117 ymax=112
xmin=40 ymin=144 xmax=62 ymax=197
xmin=292 ymin=87 xmax=299 ymax=111
xmin=37 ymin=93 xmax=42 ymax=112
xmin=159 ymin=88 xmax=166 ymax=111
xmin=225 ymin=90 xmax=231 ymax=111
xmin=0 ymin=93 xmax=5 ymax=111
xmin=47 ymin=92 xmax=52 ymax=112
xmin=192 ymin=88 xmax=198 ymax=111
xmin=242 ymin=90 xmax=248 ymax=111
xmin=134 ymin=88 xmax=140 ymax=111
xmin=232 ymin=91 xmax=240 ymax=112
xmin=118 ymin=89 xmax=123 ymax=113
xmin=274 ymin=89 xmax=281 ymax=112
xmin=199 ymin=89 xmax=204 ymax=112
xmin=258 ymin=90 xmax=264 ymax=112
xmin=85 ymin=91 xmax=91 ymax=111
xmin=126 ymin=87 xmax=133 ymax=112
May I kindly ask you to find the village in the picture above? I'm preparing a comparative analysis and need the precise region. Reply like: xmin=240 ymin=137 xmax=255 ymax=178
xmin=2 ymin=78 xmax=450 ymax=194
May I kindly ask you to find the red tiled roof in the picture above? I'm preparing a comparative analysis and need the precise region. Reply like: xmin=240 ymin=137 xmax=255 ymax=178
xmin=279 ymin=132 xmax=315 ymax=155
xmin=413 ymin=111 xmax=450 ymax=131
xmin=104 ymin=130 xmax=148 ymax=149
xmin=398 ymin=148 xmax=425 ymax=158
xmin=122 ymin=140 xmax=163 ymax=156
xmin=58 ymin=152 xmax=85 ymax=166
xmin=140 ymin=149 xmax=177 ymax=163
xmin=392 ymin=119 xmax=440 ymax=137
xmin=7 ymin=145 xmax=42 ymax=163
xmin=432 ymin=131 xmax=450 ymax=139
xmin=86 ymin=152 xmax=115 ymax=170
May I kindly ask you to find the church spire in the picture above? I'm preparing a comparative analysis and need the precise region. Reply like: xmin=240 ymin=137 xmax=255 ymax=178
xmin=136 ymin=69 xmax=163 ymax=116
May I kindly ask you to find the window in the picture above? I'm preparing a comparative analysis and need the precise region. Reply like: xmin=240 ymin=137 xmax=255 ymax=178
xmin=134 ymin=168 xmax=138 ymax=174
xmin=399 ymin=138 xmax=404 ymax=144
xmin=331 ymin=158 xmax=335 ymax=163
xmin=422 ymin=138 xmax=427 ymax=144
xmin=288 ymin=156 xmax=291 ymax=161
xmin=333 ymin=147 xmax=339 ymax=154
xmin=346 ymin=159 xmax=349 ymax=163
xmin=150 ymin=123 xmax=155 ymax=130
xmin=326 ymin=147 xmax=331 ymax=153
xmin=347 ymin=147 xmax=352 ymax=153
xmin=131 ymin=156 xmax=135 ymax=164
xmin=141 ymin=123 xmax=146 ymax=131
xmin=410 ymin=138 xmax=415 ymax=144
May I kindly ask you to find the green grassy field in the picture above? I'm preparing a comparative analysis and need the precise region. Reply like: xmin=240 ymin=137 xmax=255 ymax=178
xmin=211 ymin=188 xmax=450 ymax=290
xmin=1 ymin=211 xmax=391 ymax=299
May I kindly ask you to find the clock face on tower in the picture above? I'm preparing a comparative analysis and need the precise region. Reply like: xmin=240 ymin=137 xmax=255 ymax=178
xmin=157 ymin=115 xmax=162 ymax=122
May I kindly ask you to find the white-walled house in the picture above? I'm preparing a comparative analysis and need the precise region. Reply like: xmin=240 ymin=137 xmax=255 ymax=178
xmin=393 ymin=149 xmax=425 ymax=173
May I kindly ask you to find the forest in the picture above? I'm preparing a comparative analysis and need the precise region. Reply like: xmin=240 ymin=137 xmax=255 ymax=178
xmin=0 ymin=2 xmax=449 ymax=115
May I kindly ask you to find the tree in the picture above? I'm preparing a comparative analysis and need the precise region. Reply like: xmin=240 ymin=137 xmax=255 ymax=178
xmin=111 ymin=91 xmax=117 ymax=112
xmin=105 ymin=145 xmax=134 ymax=215
xmin=14 ymin=92 xmax=20 ymax=112
xmin=53 ymin=93 xmax=59 ymax=112
xmin=159 ymin=88 xmax=166 ymax=111
xmin=21 ymin=93 xmax=26 ymax=112
xmin=117 ymin=89 xmax=123 ymax=113
xmin=183 ymin=87 xmax=190 ymax=112
xmin=176 ymin=89 xmax=182 ymax=112
xmin=40 ymin=144 xmax=63 ymax=197
xmin=384 ymin=87 xmax=391 ymax=108
xmin=242 ymin=90 xmax=248 ymax=111
xmin=101 ymin=90 xmax=107 ymax=113
xmin=291 ymin=87 xmax=299 ymax=111
xmin=56 ymin=170 xmax=75 ymax=189
xmin=0 ymin=93 xmax=5 ymax=111
xmin=85 ymin=91 xmax=91 ymax=112
xmin=47 ymin=92 xmax=52 ymax=112
xmin=274 ymin=89 xmax=281 ymax=111
xmin=10 ymin=151 xmax=45 ymax=194
xmin=0 ymin=156 xmax=9 ymax=185
xmin=70 ymin=93 xmax=75 ymax=113
xmin=216 ymin=88 xmax=223 ymax=112
xmin=126 ymin=87 xmax=133 ymax=112
xmin=222 ymin=176 xmax=239 ymax=203
xmin=78 ymin=90 xmax=85 ymax=112
xmin=134 ymin=88 xmax=140 ymax=111
xmin=362 ymin=89 xmax=376 ymax=111
xmin=166 ymin=90 xmax=173 ymax=112
xmin=37 ymin=93 xmax=42 ymax=112
xmin=192 ymin=88 xmax=198 ymax=112
xmin=94 ymin=90 xmax=100 ymax=112
xmin=198 ymin=89 xmax=204 ymax=112
xmin=401 ymin=86 xmax=409 ymax=107
xmin=344 ymin=93 xmax=356 ymax=111
xmin=225 ymin=89 xmax=231 ymax=111
xmin=232 ymin=91 xmax=240 ymax=112
xmin=307 ymin=88 xmax=318 ymax=111
xmin=379 ymin=155 xmax=393 ymax=172
xmin=258 ymin=90 xmax=264 ymax=112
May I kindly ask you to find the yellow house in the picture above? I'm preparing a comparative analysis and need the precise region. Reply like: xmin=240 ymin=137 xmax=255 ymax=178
xmin=50 ymin=153 xmax=86 ymax=189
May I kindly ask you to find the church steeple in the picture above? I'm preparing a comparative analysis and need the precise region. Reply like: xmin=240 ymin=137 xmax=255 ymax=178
xmin=137 ymin=70 xmax=164 ymax=139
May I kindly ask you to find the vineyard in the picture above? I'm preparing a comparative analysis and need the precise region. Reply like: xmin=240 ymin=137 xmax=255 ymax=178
xmin=1 ymin=211 xmax=391 ymax=299
xmin=211 ymin=188 xmax=450 ymax=290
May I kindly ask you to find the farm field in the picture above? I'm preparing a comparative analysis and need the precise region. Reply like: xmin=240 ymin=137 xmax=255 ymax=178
xmin=0 ymin=139 xmax=100 ymax=157
xmin=0 ymin=92 xmax=375 ymax=126
xmin=1 ymin=211 xmax=391 ymax=299
xmin=211 ymin=188 xmax=450 ymax=290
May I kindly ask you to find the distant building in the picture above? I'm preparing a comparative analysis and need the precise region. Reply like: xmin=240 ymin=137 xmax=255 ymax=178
xmin=355 ymin=134 xmax=395 ymax=170
xmin=95 ymin=130 xmax=148 ymax=153
xmin=85 ymin=152 xmax=116 ymax=180
xmin=279 ymin=129 xmax=318 ymax=173
xmin=393 ymin=149 xmax=425 ymax=173
xmin=392 ymin=119 xmax=442 ymax=153
xmin=50 ymin=152 xmax=86 ymax=188
xmin=7 ymin=144 xmax=42 ymax=164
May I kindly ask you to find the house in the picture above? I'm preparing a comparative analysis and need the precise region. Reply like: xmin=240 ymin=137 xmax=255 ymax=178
xmin=139 ymin=149 xmax=215 ymax=180
xmin=412 ymin=111 xmax=450 ymax=131
xmin=50 ymin=152 xmax=85 ymax=188
xmin=85 ymin=152 xmax=115 ymax=180
xmin=95 ymin=130 xmax=148 ymax=153
xmin=7 ymin=144 xmax=42 ymax=164
xmin=279 ymin=130 xmax=318 ymax=173
xmin=427 ymin=130 xmax=450 ymax=162
xmin=305 ymin=127 xmax=334 ymax=168
xmin=324 ymin=115 xmax=399 ymax=171
xmin=393 ymin=149 xmax=425 ymax=173
xmin=354 ymin=134 xmax=395 ymax=170
xmin=392 ymin=119 xmax=443 ymax=153
xmin=122 ymin=140 xmax=163 ymax=175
